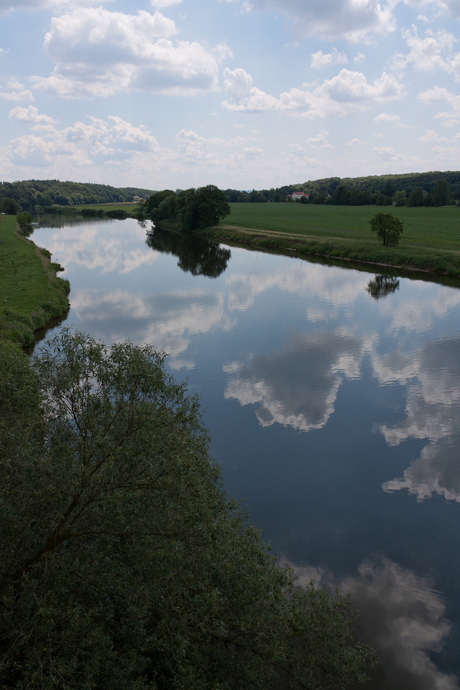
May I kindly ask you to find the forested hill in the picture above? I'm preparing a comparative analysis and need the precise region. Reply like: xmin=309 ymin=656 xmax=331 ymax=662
xmin=0 ymin=180 xmax=155 ymax=212
xmin=224 ymin=169 xmax=460 ymax=205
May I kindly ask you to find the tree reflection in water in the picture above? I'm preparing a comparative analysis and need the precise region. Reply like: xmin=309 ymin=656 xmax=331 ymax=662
xmin=146 ymin=226 xmax=231 ymax=278
xmin=367 ymin=275 xmax=400 ymax=299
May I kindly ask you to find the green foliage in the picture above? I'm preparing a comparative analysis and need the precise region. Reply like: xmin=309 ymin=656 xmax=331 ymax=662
xmin=16 ymin=211 xmax=33 ymax=234
xmin=407 ymin=187 xmax=424 ymax=207
xmin=1 ymin=197 xmax=20 ymax=214
xmin=0 ymin=331 xmax=375 ymax=689
xmin=369 ymin=213 xmax=404 ymax=246
xmin=148 ymin=186 xmax=230 ymax=232
xmin=431 ymin=179 xmax=450 ymax=207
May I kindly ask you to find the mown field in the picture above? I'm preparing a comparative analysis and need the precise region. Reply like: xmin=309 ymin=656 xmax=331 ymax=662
xmin=225 ymin=203 xmax=460 ymax=253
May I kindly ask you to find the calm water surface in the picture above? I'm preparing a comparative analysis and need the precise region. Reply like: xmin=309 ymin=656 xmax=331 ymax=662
xmin=35 ymin=217 xmax=460 ymax=689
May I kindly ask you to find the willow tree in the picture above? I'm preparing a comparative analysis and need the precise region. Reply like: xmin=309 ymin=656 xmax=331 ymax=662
xmin=0 ymin=332 xmax=375 ymax=690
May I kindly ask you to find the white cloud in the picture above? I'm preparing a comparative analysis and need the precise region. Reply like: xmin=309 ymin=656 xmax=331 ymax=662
xmin=222 ymin=67 xmax=404 ymax=118
xmin=150 ymin=0 xmax=182 ymax=7
xmin=8 ymin=115 xmax=166 ymax=168
xmin=0 ymin=0 xmax=112 ymax=10
xmin=393 ymin=27 xmax=460 ymax=81
xmin=0 ymin=79 xmax=33 ymax=102
xmin=305 ymin=129 xmax=333 ymax=148
xmin=354 ymin=52 xmax=366 ymax=63
xmin=346 ymin=137 xmax=368 ymax=145
xmin=374 ymin=111 xmax=410 ymax=128
xmin=419 ymin=128 xmax=448 ymax=141
xmin=418 ymin=85 xmax=460 ymax=123
xmin=310 ymin=48 xmax=347 ymax=70
xmin=375 ymin=112 xmax=400 ymax=122
xmin=31 ymin=7 xmax=225 ymax=97
xmin=9 ymin=105 xmax=56 ymax=125
xmin=230 ymin=0 xmax=395 ymax=41
xmin=401 ymin=0 xmax=460 ymax=18
xmin=9 ymin=134 xmax=58 ymax=166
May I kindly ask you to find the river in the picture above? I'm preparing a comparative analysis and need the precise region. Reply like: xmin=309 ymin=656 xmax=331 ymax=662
xmin=35 ymin=215 xmax=460 ymax=689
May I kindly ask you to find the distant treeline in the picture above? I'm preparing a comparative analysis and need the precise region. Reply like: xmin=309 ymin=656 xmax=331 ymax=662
xmin=224 ymin=170 xmax=460 ymax=206
xmin=0 ymin=180 xmax=154 ymax=213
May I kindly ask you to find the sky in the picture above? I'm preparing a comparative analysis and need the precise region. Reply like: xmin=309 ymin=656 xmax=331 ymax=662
xmin=1 ymin=0 xmax=460 ymax=190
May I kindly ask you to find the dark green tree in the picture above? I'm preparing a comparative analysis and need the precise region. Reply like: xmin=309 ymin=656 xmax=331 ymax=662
xmin=431 ymin=179 xmax=450 ymax=207
xmin=0 ymin=333 xmax=375 ymax=690
xmin=143 ymin=189 xmax=176 ymax=218
xmin=176 ymin=185 xmax=230 ymax=231
xmin=369 ymin=212 xmax=404 ymax=246
xmin=1 ymin=197 xmax=20 ymax=214
xmin=407 ymin=187 xmax=424 ymax=207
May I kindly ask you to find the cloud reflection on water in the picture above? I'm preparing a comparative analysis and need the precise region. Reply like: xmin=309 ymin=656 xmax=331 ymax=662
xmin=70 ymin=288 xmax=232 ymax=368
xmin=289 ymin=558 xmax=459 ymax=690
xmin=375 ymin=338 xmax=460 ymax=502
xmin=41 ymin=219 xmax=159 ymax=274
xmin=224 ymin=329 xmax=367 ymax=432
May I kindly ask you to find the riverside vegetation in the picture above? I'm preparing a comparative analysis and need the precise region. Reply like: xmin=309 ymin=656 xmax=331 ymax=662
xmin=0 ymin=214 xmax=69 ymax=349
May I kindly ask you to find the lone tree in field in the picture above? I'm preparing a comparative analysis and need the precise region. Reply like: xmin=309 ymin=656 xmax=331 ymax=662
xmin=0 ymin=331 xmax=376 ymax=690
xmin=369 ymin=212 xmax=404 ymax=246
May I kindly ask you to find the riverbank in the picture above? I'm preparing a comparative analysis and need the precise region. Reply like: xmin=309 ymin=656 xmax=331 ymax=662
xmin=0 ymin=215 xmax=70 ymax=349
xmin=203 ymin=204 xmax=460 ymax=278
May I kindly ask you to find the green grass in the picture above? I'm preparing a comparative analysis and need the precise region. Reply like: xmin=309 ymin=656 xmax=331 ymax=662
xmin=208 ymin=203 xmax=460 ymax=278
xmin=225 ymin=204 xmax=460 ymax=251
xmin=0 ymin=215 xmax=70 ymax=347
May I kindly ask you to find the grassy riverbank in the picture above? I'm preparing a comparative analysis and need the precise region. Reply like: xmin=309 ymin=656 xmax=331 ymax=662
xmin=206 ymin=203 xmax=460 ymax=277
xmin=0 ymin=215 xmax=70 ymax=348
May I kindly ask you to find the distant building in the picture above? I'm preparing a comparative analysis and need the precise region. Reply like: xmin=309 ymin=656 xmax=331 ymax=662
xmin=287 ymin=192 xmax=309 ymax=200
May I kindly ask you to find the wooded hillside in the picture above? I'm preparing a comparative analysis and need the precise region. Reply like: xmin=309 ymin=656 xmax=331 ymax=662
xmin=0 ymin=180 xmax=154 ymax=213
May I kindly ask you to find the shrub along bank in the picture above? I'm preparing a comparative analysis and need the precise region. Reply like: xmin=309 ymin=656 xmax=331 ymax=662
xmin=0 ymin=215 xmax=69 ymax=349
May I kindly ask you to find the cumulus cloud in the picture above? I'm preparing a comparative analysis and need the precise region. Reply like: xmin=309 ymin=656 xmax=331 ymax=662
xmin=393 ymin=27 xmax=460 ymax=81
xmin=0 ymin=79 xmax=33 ymax=102
xmin=227 ymin=0 xmax=395 ymax=41
xmin=346 ymin=137 xmax=368 ymax=145
xmin=31 ymin=7 xmax=226 ymax=97
xmin=150 ymin=0 xmax=182 ymax=7
xmin=9 ymin=105 xmax=56 ymax=125
xmin=401 ymin=0 xmax=460 ymax=18
xmin=374 ymin=112 xmax=410 ymax=128
xmin=310 ymin=48 xmax=347 ymax=70
xmin=419 ymin=86 xmax=460 ymax=124
xmin=9 ymin=134 xmax=59 ymax=166
xmin=305 ymin=130 xmax=333 ymax=148
xmin=7 ymin=114 xmax=167 ymax=168
xmin=222 ymin=67 xmax=404 ymax=118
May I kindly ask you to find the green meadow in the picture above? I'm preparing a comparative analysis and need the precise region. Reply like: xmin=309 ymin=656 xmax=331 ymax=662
xmin=209 ymin=203 xmax=460 ymax=277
